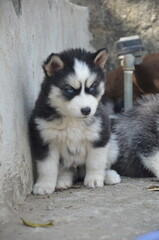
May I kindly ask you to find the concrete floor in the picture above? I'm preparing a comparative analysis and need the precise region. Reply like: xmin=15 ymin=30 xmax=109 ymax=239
xmin=0 ymin=177 xmax=159 ymax=240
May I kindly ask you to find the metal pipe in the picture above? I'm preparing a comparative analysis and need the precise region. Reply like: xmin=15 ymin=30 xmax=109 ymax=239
xmin=123 ymin=54 xmax=135 ymax=111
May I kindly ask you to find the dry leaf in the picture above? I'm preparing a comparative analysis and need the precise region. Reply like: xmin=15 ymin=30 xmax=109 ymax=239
xmin=146 ymin=185 xmax=159 ymax=192
xmin=21 ymin=218 xmax=54 ymax=228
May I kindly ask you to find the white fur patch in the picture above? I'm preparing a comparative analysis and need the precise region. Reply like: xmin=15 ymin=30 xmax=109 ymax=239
xmin=85 ymin=74 xmax=97 ymax=88
xmin=33 ymin=148 xmax=59 ymax=195
xmin=105 ymin=170 xmax=121 ymax=185
xmin=97 ymin=82 xmax=105 ymax=100
xmin=56 ymin=166 xmax=73 ymax=189
xmin=84 ymin=147 xmax=107 ymax=188
xmin=140 ymin=151 xmax=159 ymax=178
xmin=66 ymin=71 xmax=97 ymax=90
xmin=105 ymin=134 xmax=119 ymax=169
xmin=66 ymin=73 xmax=81 ymax=89
xmin=74 ymin=59 xmax=91 ymax=84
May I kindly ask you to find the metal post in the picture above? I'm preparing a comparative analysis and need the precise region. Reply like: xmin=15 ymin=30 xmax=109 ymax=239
xmin=123 ymin=54 xmax=135 ymax=111
xmin=116 ymin=35 xmax=144 ymax=112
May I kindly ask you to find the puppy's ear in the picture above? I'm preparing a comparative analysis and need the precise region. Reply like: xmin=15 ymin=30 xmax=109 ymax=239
xmin=93 ymin=48 xmax=108 ymax=69
xmin=43 ymin=54 xmax=64 ymax=77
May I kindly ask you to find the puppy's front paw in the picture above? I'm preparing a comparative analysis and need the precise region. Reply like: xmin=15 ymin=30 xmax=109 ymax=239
xmin=33 ymin=179 xmax=55 ymax=195
xmin=105 ymin=170 xmax=121 ymax=185
xmin=84 ymin=173 xmax=104 ymax=188
xmin=56 ymin=178 xmax=72 ymax=190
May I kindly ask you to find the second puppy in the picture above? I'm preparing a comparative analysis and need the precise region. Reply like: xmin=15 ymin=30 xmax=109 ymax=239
xmin=108 ymin=94 xmax=159 ymax=178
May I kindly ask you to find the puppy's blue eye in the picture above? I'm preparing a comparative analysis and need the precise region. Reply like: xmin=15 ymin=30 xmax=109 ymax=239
xmin=65 ymin=88 xmax=74 ymax=94
xmin=89 ymin=86 xmax=95 ymax=92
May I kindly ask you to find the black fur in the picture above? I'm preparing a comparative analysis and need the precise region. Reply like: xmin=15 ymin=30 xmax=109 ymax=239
xmin=93 ymin=103 xmax=111 ymax=148
xmin=29 ymin=101 xmax=61 ymax=161
xmin=29 ymin=116 xmax=49 ymax=160
xmin=43 ymin=48 xmax=105 ymax=87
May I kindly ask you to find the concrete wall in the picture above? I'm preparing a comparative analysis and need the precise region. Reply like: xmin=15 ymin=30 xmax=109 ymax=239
xmin=0 ymin=0 xmax=91 ymax=220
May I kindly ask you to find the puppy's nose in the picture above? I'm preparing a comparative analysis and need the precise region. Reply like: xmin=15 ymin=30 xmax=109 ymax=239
xmin=81 ymin=107 xmax=91 ymax=116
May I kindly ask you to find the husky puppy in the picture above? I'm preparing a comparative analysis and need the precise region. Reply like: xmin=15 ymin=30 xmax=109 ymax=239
xmin=29 ymin=48 xmax=120 ymax=195
xmin=109 ymin=94 xmax=159 ymax=178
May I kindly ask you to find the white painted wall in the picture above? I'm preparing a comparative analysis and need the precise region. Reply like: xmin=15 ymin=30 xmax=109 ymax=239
xmin=0 ymin=0 xmax=92 ymax=220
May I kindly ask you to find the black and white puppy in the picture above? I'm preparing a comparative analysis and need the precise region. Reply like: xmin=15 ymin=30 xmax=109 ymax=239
xmin=29 ymin=48 xmax=121 ymax=195
xmin=109 ymin=94 xmax=159 ymax=178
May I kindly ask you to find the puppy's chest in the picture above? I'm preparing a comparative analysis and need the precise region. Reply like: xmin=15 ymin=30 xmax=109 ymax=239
xmin=37 ymin=117 xmax=101 ymax=166
xmin=57 ymin=118 xmax=99 ymax=167
xmin=40 ymin=117 xmax=100 ymax=142
xmin=56 ymin=124 xmax=88 ymax=160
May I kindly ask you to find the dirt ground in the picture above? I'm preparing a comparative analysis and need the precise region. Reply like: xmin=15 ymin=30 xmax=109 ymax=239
xmin=0 ymin=177 xmax=159 ymax=240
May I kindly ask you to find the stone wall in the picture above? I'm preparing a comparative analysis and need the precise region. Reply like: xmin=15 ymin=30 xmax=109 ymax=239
xmin=0 ymin=0 xmax=91 ymax=220
xmin=71 ymin=0 xmax=159 ymax=71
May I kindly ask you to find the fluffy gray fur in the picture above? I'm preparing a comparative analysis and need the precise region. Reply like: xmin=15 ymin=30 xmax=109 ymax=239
xmin=111 ymin=94 xmax=159 ymax=177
